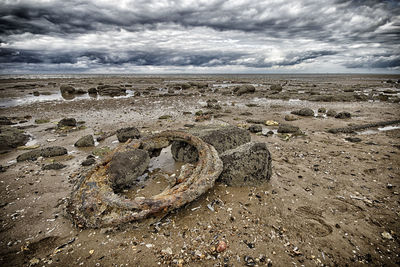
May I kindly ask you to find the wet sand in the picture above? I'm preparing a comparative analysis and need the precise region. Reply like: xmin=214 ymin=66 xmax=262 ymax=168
xmin=0 ymin=74 xmax=400 ymax=266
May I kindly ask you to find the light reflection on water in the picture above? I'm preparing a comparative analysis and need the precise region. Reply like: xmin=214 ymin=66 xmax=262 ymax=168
xmin=0 ymin=90 xmax=135 ymax=108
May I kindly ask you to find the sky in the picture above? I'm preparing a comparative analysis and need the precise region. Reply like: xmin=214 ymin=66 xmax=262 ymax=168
xmin=0 ymin=0 xmax=399 ymax=74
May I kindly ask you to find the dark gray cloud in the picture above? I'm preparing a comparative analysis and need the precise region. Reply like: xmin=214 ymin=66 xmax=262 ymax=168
xmin=0 ymin=0 xmax=399 ymax=73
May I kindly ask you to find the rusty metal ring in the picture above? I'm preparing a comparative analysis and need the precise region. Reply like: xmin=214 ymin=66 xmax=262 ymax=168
xmin=67 ymin=130 xmax=223 ymax=228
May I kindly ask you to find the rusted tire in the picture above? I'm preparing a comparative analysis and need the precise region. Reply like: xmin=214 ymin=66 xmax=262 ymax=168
xmin=67 ymin=130 xmax=223 ymax=228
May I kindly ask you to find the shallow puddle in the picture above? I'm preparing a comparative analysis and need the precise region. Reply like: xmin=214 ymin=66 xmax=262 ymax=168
xmin=121 ymin=146 xmax=186 ymax=199
xmin=0 ymin=90 xmax=135 ymax=108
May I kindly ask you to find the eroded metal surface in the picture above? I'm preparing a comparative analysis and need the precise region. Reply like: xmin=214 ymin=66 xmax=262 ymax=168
xmin=66 ymin=130 xmax=223 ymax=228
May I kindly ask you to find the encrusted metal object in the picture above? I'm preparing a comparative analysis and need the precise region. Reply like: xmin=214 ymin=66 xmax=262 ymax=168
xmin=67 ymin=130 xmax=223 ymax=228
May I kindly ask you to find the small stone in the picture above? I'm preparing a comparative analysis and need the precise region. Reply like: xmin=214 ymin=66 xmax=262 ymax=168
xmin=335 ymin=111 xmax=351 ymax=119
xmin=248 ymin=124 xmax=262 ymax=133
xmin=158 ymin=115 xmax=172 ymax=120
xmin=291 ymin=108 xmax=314 ymax=117
xmin=42 ymin=162 xmax=67 ymax=170
xmin=318 ymin=107 xmax=327 ymax=113
xmin=284 ymin=114 xmax=298 ymax=121
xmin=216 ymin=240 xmax=227 ymax=253
xmin=345 ymin=137 xmax=361 ymax=143
xmin=58 ymin=118 xmax=77 ymax=127
xmin=161 ymin=247 xmax=173 ymax=255
xmin=81 ymin=158 xmax=96 ymax=166
xmin=74 ymin=135 xmax=95 ymax=147
xmin=326 ymin=109 xmax=337 ymax=117
xmin=387 ymin=183 xmax=394 ymax=189
xmin=278 ymin=124 xmax=301 ymax=134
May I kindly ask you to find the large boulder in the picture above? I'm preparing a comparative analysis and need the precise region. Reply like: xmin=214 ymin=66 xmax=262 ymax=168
xmin=116 ymin=127 xmax=141 ymax=143
xmin=60 ymin=85 xmax=76 ymax=94
xmin=0 ymin=127 xmax=30 ymax=151
xmin=171 ymin=125 xmax=250 ymax=163
xmin=233 ymin=85 xmax=256 ymax=96
xmin=291 ymin=108 xmax=314 ymax=117
xmin=74 ymin=135 xmax=95 ymax=147
xmin=97 ymin=85 xmax=126 ymax=96
xmin=107 ymin=148 xmax=150 ymax=191
xmin=17 ymin=146 xmax=68 ymax=162
xmin=218 ymin=142 xmax=272 ymax=186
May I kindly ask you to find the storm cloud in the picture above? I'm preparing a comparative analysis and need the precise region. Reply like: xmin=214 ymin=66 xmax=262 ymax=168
xmin=0 ymin=0 xmax=399 ymax=73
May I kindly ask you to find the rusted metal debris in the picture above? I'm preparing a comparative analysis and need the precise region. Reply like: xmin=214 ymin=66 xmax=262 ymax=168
xmin=67 ymin=130 xmax=223 ymax=228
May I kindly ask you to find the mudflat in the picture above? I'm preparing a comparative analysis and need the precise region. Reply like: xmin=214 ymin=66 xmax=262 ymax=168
xmin=0 ymin=74 xmax=399 ymax=266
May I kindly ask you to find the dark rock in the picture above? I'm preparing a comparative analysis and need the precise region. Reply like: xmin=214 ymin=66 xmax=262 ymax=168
xmin=74 ymin=135 xmax=95 ymax=147
xmin=97 ymin=85 xmax=126 ymax=96
xmin=0 ymin=117 xmax=14 ymax=125
xmin=108 ymin=148 xmax=150 ymax=191
xmin=277 ymin=124 xmax=301 ymax=134
xmin=206 ymin=99 xmax=221 ymax=110
xmin=158 ymin=115 xmax=172 ymax=120
xmin=189 ymin=81 xmax=208 ymax=88
xmin=318 ymin=107 xmax=327 ymax=113
xmin=335 ymin=111 xmax=351 ymax=119
xmin=246 ymin=119 xmax=264 ymax=124
xmin=0 ymin=126 xmax=30 ymax=151
xmin=42 ymin=162 xmax=67 ymax=170
xmin=345 ymin=137 xmax=362 ymax=143
xmin=81 ymin=158 xmax=96 ymax=166
xmin=248 ymin=124 xmax=262 ymax=133
xmin=75 ymin=89 xmax=86 ymax=94
xmin=270 ymin=84 xmax=283 ymax=92
xmin=58 ymin=118 xmax=77 ymax=127
xmin=234 ymin=85 xmax=256 ymax=96
xmin=60 ymin=85 xmax=76 ymax=94
xmin=40 ymin=146 xmax=68 ymax=157
xmin=116 ymin=127 xmax=140 ymax=143
xmin=326 ymin=109 xmax=337 ymax=117
xmin=171 ymin=125 xmax=251 ymax=163
xmin=17 ymin=146 xmax=68 ymax=162
xmin=33 ymin=91 xmax=40 ymax=96
xmin=219 ymin=142 xmax=272 ymax=186
xmin=0 ymin=165 xmax=6 ymax=172
xmin=291 ymin=108 xmax=314 ymax=117
xmin=284 ymin=114 xmax=298 ymax=121
xmin=88 ymin=87 xmax=97 ymax=94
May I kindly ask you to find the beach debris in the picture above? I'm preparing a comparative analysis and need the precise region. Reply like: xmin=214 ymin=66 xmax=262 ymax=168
xmin=265 ymin=120 xmax=279 ymax=126
xmin=67 ymin=130 xmax=223 ymax=228
xmin=381 ymin=231 xmax=393 ymax=240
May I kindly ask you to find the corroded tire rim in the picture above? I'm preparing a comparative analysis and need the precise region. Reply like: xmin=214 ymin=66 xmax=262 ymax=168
xmin=67 ymin=130 xmax=223 ymax=228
